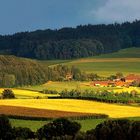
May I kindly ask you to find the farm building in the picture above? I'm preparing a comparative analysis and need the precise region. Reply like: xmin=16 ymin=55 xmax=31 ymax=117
xmin=91 ymin=81 xmax=115 ymax=87
xmin=65 ymin=73 xmax=73 ymax=80
xmin=125 ymin=74 xmax=140 ymax=82
xmin=91 ymin=80 xmax=132 ymax=87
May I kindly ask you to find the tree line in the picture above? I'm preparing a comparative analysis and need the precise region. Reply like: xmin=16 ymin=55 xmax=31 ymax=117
xmin=0 ymin=115 xmax=139 ymax=140
xmin=0 ymin=20 xmax=140 ymax=59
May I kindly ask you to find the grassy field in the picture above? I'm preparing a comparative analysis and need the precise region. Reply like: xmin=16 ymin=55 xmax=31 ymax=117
xmin=66 ymin=60 xmax=140 ymax=76
xmin=10 ymin=119 xmax=49 ymax=132
xmin=0 ymin=99 xmax=140 ymax=118
xmin=38 ymin=47 xmax=140 ymax=76
xmin=10 ymin=118 xmax=106 ymax=132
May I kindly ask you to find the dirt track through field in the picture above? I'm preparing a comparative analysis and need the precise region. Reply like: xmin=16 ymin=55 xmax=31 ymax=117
xmin=70 ymin=58 xmax=140 ymax=63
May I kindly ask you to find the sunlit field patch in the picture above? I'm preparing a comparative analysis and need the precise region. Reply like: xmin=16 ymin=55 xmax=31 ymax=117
xmin=0 ymin=89 xmax=59 ymax=98
xmin=112 ymin=87 xmax=140 ymax=94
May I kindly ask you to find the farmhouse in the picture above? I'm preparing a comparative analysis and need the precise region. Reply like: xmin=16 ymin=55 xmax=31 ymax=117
xmin=66 ymin=73 xmax=73 ymax=80
xmin=91 ymin=74 xmax=140 ymax=87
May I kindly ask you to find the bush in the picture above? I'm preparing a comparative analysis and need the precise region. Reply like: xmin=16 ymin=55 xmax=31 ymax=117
xmin=85 ymin=119 xmax=140 ymax=140
xmin=37 ymin=118 xmax=81 ymax=140
xmin=13 ymin=127 xmax=35 ymax=139
xmin=129 ymin=121 xmax=140 ymax=140
xmin=1 ymin=89 xmax=15 ymax=99
xmin=0 ymin=115 xmax=13 ymax=140
xmin=42 ymin=89 xmax=58 ymax=94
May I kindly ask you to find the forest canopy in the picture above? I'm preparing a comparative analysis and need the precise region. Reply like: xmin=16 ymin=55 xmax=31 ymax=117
xmin=0 ymin=20 xmax=140 ymax=59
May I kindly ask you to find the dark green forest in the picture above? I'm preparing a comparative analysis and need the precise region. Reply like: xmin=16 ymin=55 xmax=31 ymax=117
xmin=0 ymin=20 xmax=140 ymax=59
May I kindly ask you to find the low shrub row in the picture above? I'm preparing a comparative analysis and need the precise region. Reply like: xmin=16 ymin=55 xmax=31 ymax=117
xmin=2 ymin=113 xmax=108 ymax=121
xmin=47 ymin=89 xmax=140 ymax=104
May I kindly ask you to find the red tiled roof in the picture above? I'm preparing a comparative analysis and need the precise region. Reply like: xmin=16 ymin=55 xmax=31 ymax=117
xmin=125 ymin=74 xmax=140 ymax=81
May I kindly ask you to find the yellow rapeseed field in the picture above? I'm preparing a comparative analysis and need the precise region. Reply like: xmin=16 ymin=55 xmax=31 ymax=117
xmin=0 ymin=89 xmax=59 ymax=98
xmin=112 ymin=87 xmax=140 ymax=94
xmin=0 ymin=99 xmax=140 ymax=118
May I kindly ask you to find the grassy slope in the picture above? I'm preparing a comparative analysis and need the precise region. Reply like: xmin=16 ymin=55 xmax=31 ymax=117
xmin=38 ymin=47 xmax=140 ymax=76
xmin=64 ymin=48 xmax=140 ymax=76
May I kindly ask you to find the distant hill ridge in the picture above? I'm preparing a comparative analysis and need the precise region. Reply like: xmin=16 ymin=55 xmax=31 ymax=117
xmin=0 ymin=20 xmax=140 ymax=60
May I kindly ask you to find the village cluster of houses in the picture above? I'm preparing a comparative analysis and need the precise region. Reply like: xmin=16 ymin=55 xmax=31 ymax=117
xmin=91 ymin=74 xmax=140 ymax=87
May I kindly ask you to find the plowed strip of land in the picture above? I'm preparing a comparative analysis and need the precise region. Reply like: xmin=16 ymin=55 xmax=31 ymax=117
xmin=0 ymin=105 xmax=95 ymax=118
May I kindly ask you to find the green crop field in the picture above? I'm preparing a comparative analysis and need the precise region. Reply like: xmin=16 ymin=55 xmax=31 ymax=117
xmin=38 ymin=47 xmax=140 ymax=76
xmin=65 ymin=61 xmax=140 ymax=76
